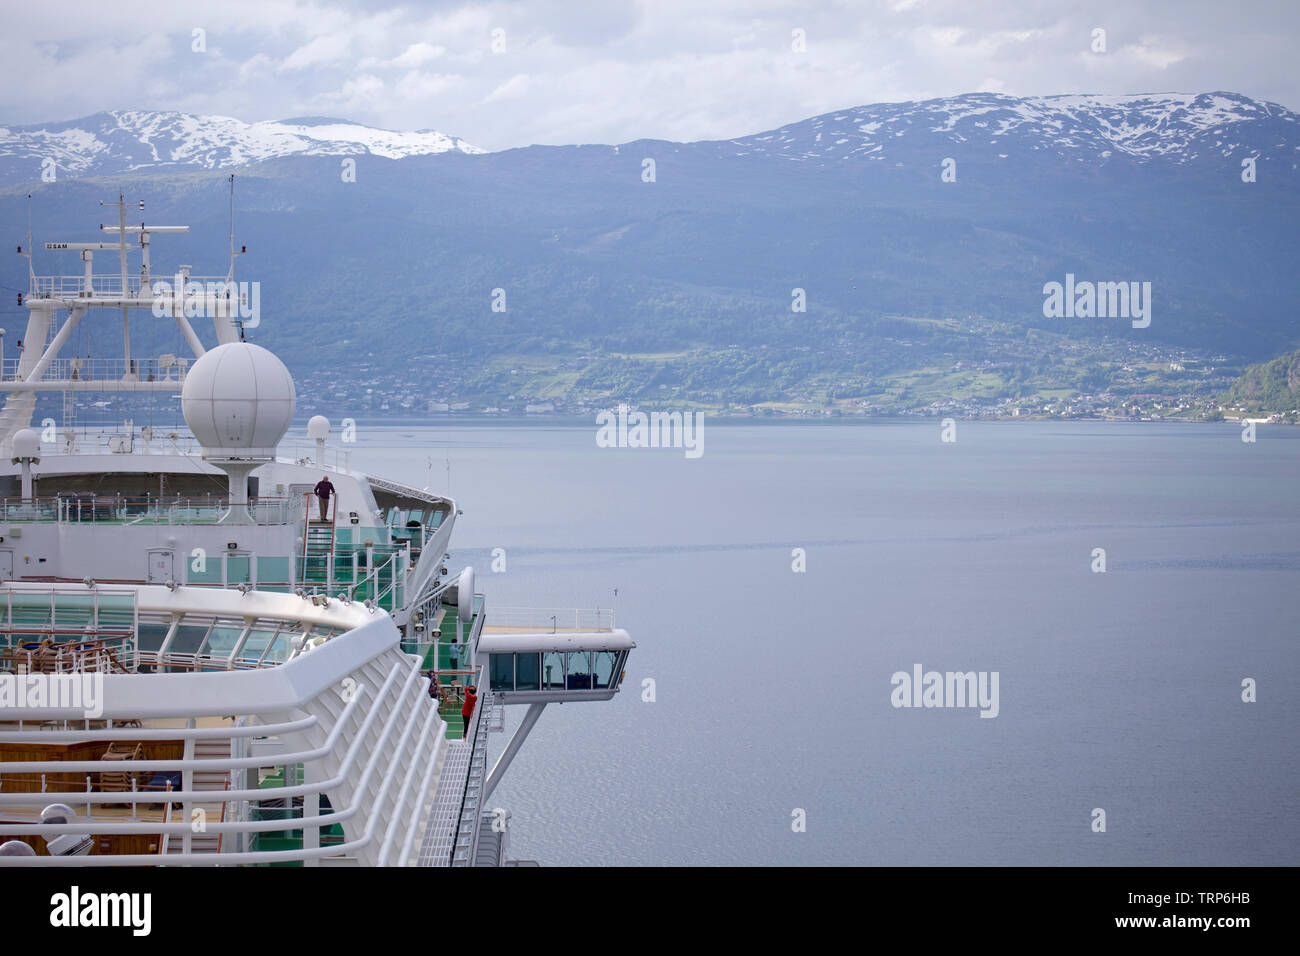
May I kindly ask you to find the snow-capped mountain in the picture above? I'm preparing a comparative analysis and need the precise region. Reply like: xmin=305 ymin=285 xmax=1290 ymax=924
xmin=720 ymin=91 xmax=1299 ymax=168
xmin=0 ymin=109 xmax=483 ymax=181
xmin=0 ymin=91 xmax=1296 ymax=380
xmin=2 ymin=93 xmax=1296 ymax=188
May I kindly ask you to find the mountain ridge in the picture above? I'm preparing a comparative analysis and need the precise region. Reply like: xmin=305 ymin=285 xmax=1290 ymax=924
xmin=1 ymin=90 xmax=1296 ymax=417
xmin=0 ymin=109 xmax=484 ymax=181
xmin=2 ymin=91 xmax=1297 ymax=187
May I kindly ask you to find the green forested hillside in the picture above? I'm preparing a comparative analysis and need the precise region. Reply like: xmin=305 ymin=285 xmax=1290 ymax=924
xmin=1225 ymin=350 xmax=1300 ymax=417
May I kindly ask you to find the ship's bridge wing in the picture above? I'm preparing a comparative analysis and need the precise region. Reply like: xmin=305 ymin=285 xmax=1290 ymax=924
xmin=363 ymin=475 xmax=453 ymax=527
xmin=476 ymin=630 xmax=634 ymax=704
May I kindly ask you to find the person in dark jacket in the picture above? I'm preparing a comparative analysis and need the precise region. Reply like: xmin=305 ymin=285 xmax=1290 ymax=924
xmin=313 ymin=476 xmax=335 ymax=521
xmin=461 ymin=685 xmax=477 ymax=737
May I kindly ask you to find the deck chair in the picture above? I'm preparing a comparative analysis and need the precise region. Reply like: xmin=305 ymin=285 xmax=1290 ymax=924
xmin=99 ymin=742 xmax=145 ymax=793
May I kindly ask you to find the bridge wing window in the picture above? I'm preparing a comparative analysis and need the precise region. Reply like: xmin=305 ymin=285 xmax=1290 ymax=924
xmin=488 ymin=650 xmax=621 ymax=693
xmin=514 ymin=653 xmax=541 ymax=691
xmin=565 ymin=651 xmax=593 ymax=690
xmin=542 ymin=651 xmax=564 ymax=690
xmin=592 ymin=651 xmax=620 ymax=689
xmin=490 ymin=653 xmax=514 ymax=692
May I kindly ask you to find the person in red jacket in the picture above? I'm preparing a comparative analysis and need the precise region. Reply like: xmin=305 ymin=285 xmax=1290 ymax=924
xmin=461 ymin=685 xmax=477 ymax=738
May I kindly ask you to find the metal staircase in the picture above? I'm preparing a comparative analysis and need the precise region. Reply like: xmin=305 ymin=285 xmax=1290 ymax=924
xmin=419 ymin=685 xmax=496 ymax=867
xmin=451 ymin=706 xmax=489 ymax=866
xmin=167 ymin=737 xmax=231 ymax=855
xmin=301 ymin=494 xmax=337 ymax=583
xmin=484 ymin=694 xmax=505 ymax=733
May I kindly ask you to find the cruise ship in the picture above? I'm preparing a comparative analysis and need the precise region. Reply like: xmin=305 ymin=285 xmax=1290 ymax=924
xmin=0 ymin=194 xmax=633 ymax=866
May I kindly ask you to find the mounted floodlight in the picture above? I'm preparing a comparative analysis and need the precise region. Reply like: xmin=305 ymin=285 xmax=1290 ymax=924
xmin=457 ymin=567 xmax=475 ymax=623
xmin=40 ymin=804 xmax=93 ymax=857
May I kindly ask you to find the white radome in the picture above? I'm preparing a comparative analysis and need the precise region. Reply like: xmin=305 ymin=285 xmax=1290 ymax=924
xmin=181 ymin=343 xmax=296 ymax=459
xmin=11 ymin=427 xmax=40 ymax=460
xmin=307 ymin=414 xmax=331 ymax=440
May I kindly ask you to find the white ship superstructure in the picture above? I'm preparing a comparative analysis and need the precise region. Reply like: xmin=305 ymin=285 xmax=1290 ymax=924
xmin=0 ymin=195 xmax=633 ymax=866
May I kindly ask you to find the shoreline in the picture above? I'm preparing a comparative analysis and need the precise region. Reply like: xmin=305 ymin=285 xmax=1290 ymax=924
xmin=283 ymin=414 xmax=1297 ymax=429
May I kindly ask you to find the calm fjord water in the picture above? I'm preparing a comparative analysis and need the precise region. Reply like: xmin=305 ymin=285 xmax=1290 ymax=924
xmin=348 ymin=421 xmax=1299 ymax=866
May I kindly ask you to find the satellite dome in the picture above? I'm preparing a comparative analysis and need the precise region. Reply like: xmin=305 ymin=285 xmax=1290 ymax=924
xmin=307 ymin=415 xmax=331 ymax=440
xmin=11 ymin=428 xmax=39 ymax=460
xmin=181 ymin=343 xmax=296 ymax=459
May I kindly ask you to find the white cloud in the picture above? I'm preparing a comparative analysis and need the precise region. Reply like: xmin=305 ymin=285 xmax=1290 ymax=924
xmin=394 ymin=42 xmax=446 ymax=68
xmin=0 ymin=0 xmax=1295 ymax=150
xmin=395 ymin=70 xmax=462 ymax=100
xmin=279 ymin=33 xmax=352 ymax=72
xmin=484 ymin=74 xmax=532 ymax=103
xmin=1121 ymin=37 xmax=1186 ymax=70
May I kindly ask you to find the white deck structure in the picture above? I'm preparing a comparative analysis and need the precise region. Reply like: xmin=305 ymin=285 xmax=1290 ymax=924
xmin=0 ymin=195 xmax=633 ymax=866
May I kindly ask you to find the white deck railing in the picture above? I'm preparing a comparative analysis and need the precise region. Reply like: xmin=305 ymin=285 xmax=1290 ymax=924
xmin=487 ymin=607 xmax=616 ymax=631
xmin=28 ymin=274 xmax=231 ymax=300
xmin=0 ymin=625 xmax=447 ymax=866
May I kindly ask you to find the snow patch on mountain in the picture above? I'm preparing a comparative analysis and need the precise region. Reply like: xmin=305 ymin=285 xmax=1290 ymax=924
xmin=0 ymin=109 xmax=483 ymax=180
xmin=722 ymin=92 xmax=1299 ymax=165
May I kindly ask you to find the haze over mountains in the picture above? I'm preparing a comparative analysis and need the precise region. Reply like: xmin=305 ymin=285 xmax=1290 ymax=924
xmin=1 ymin=92 xmax=1297 ymax=415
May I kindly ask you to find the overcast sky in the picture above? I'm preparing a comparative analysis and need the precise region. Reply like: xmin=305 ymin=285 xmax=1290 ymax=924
xmin=2 ymin=0 xmax=1297 ymax=150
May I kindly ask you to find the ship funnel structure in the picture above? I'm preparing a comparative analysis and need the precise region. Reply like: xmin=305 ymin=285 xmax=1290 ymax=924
xmin=181 ymin=342 xmax=296 ymax=524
